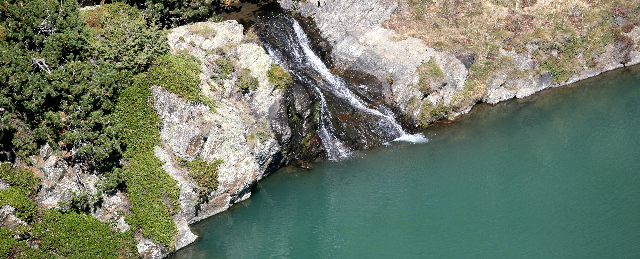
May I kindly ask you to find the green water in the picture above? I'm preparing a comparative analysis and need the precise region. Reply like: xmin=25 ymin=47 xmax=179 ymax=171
xmin=170 ymin=67 xmax=640 ymax=258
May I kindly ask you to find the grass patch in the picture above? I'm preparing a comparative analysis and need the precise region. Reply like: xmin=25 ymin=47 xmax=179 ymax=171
xmin=416 ymin=57 xmax=445 ymax=93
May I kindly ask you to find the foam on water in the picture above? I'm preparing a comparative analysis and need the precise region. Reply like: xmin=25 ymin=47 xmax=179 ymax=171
xmin=393 ymin=134 xmax=429 ymax=143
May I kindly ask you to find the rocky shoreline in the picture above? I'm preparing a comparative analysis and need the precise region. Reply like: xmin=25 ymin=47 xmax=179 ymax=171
xmin=3 ymin=1 xmax=640 ymax=258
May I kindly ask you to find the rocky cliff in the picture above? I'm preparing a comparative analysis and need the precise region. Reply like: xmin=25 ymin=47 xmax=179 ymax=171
xmin=279 ymin=0 xmax=640 ymax=125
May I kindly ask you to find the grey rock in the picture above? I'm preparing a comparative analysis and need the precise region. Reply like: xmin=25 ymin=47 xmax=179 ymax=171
xmin=35 ymin=145 xmax=100 ymax=210
xmin=0 ymin=205 xmax=27 ymax=230
xmin=136 ymin=236 xmax=169 ymax=259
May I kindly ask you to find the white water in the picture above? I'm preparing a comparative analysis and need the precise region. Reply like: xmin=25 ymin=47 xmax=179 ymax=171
xmin=264 ymin=15 xmax=426 ymax=160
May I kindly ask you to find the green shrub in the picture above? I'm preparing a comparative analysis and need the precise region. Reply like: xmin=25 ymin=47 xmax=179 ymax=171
xmin=267 ymin=64 xmax=292 ymax=89
xmin=116 ymin=75 xmax=180 ymax=248
xmin=30 ymin=210 xmax=138 ymax=258
xmin=148 ymin=54 xmax=215 ymax=110
xmin=0 ymin=228 xmax=18 ymax=259
xmin=178 ymin=158 xmax=222 ymax=197
xmin=0 ymin=0 xmax=124 ymax=168
xmin=0 ymin=162 xmax=40 ymax=191
xmin=84 ymin=3 xmax=168 ymax=72
xmin=0 ymin=187 xmax=37 ymax=221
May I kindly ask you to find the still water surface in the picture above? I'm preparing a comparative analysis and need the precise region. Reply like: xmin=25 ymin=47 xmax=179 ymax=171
xmin=171 ymin=67 xmax=640 ymax=258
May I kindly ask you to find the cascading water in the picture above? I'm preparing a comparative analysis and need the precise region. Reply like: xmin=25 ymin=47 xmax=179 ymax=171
xmin=256 ymin=13 xmax=426 ymax=160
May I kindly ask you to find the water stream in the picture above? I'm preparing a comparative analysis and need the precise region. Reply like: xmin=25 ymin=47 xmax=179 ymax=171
xmin=255 ymin=13 xmax=425 ymax=160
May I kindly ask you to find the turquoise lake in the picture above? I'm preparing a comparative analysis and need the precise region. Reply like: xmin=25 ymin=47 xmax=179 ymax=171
xmin=170 ymin=66 xmax=640 ymax=258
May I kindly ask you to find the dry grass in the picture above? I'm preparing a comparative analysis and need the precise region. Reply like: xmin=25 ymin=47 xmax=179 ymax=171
xmin=388 ymin=0 xmax=640 ymax=125
xmin=385 ymin=0 xmax=640 ymax=66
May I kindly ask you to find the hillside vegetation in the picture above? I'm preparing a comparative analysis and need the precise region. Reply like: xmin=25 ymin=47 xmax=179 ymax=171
xmin=385 ymin=0 xmax=640 ymax=125
xmin=0 ymin=0 xmax=238 ymax=257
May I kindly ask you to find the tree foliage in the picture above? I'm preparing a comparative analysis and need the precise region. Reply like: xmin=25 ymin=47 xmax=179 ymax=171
xmin=0 ymin=0 xmax=123 ymax=170
xmin=125 ymin=0 xmax=237 ymax=27
xmin=84 ymin=2 xmax=168 ymax=72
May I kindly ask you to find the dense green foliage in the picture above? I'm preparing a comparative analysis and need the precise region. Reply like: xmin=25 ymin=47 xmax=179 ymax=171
xmin=0 ymin=0 xmax=216 ymax=255
xmin=125 ymin=0 xmax=236 ymax=27
xmin=84 ymin=2 xmax=169 ymax=72
xmin=178 ymin=158 xmax=222 ymax=197
xmin=0 ymin=163 xmax=136 ymax=258
xmin=0 ymin=187 xmax=38 ymax=221
xmin=148 ymin=54 xmax=211 ymax=104
xmin=29 ymin=210 xmax=138 ymax=258
xmin=0 ymin=0 xmax=123 ymax=168
xmin=0 ymin=162 xmax=40 ymax=190
xmin=116 ymin=75 xmax=180 ymax=248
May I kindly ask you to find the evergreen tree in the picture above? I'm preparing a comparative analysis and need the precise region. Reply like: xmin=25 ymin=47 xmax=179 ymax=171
xmin=0 ymin=0 xmax=123 ymax=170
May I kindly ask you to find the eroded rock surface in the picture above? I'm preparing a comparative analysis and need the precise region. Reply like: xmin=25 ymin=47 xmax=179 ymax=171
xmin=279 ymin=0 xmax=640 ymax=124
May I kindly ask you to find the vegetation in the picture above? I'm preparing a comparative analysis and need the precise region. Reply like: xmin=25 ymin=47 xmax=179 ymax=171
xmin=84 ymin=2 xmax=169 ymax=72
xmin=212 ymin=57 xmax=235 ymax=81
xmin=387 ymin=0 xmax=640 ymax=86
xmin=238 ymin=68 xmax=260 ymax=93
xmin=0 ymin=0 xmax=123 ymax=168
xmin=116 ymin=74 xmax=180 ymax=249
xmin=268 ymin=64 xmax=292 ymax=89
xmin=0 ymin=163 xmax=137 ymax=258
xmin=29 ymin=210 xmax=138 ymax=258
xmin=178 ymin=158 xmax=223 ymax=198
xmin=0 ymin=0 xmax=226 ymax=255
xmin=148 ymin=54 xmax=215 ymax=109
xmin=416 ymin=57 xmax=445 ymax=93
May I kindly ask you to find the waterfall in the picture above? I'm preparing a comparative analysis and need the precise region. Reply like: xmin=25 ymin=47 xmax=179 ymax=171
xmin=256 ymin=13 xmax=426 ymax=160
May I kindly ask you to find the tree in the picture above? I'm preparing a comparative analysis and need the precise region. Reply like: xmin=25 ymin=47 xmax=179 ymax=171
xmin=0 ymin=0 xmax=123 ymax=170
xmin=125 ymin=0 xmax=237 ymax=27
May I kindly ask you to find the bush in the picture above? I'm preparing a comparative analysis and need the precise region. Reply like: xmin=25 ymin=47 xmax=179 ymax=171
xmin=0 ymin=0 xmax=124 ymax=168
xmin=84 ymin=3 xmax=169 ymax=72
xmin=116 ymin=75 xmax=180 ymax=248
xmin=178 ymin=158 xmax=222 ymax=198
xmin=30 ymin=210 xmax=138 ymax=258
xmin=0 ymin=187 xmax=37 ymax=221
xmin=0 ymin=162 xmax=40 ymax=191
xmin=148 ymin=54 xmax=215 ymax=110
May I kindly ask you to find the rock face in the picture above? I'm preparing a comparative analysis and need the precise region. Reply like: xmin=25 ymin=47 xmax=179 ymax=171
xmin=279 ymin=0 xmax=640 ymax=123
xmin=159 ymin=21 xmax=285 ymax=227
